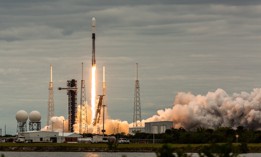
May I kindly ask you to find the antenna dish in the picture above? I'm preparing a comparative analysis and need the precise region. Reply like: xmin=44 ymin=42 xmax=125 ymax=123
xmin=29 ymin=111 xmax=41 ymax=122
xmin=16 ymin=110 xmax=28 ymax=122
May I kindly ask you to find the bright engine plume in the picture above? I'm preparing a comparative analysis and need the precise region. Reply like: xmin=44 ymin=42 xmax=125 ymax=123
xmin=91 ymin=17 xmax=96 ymax=124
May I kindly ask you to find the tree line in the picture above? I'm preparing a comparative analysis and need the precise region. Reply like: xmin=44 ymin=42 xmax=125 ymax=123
xmin=124 ymin=126 xmax=261 ymax=144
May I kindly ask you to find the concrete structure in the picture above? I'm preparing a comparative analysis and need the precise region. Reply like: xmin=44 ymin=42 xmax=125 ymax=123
xmin=145 ymin=121 xmax=173 ymax=134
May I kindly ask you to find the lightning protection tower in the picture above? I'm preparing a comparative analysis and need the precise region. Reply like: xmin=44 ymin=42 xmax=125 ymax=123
xmin=133 ymin=63 xmax=142 ymax=128
xmin=102 ymin=66 xmax=106 ymax=136
xmin=47 ymin=65 xmax=54 ymax=127
xmin=80 ymin=62 xmax=87 ymax=134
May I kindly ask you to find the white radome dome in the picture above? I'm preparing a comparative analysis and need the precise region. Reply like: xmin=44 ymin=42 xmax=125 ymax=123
xmin=29 ymin=111 xmax=41 ymax=122
xmin=16 ymin=110 xmax=28 ymax=122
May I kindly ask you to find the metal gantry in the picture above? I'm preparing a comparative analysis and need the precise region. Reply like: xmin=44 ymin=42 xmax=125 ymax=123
xmin=47 ymin=65 xmax=54 ymax=127
xmin=58 ymin=79 xmax=77 ymax=132
xmin=102 ymin=66 xmax=106 ymax=136
xmin=93 ymin=95 xmax=104 ymax=126
xmin=80 ymin=63 xmax=87 ymax=134
xmin=133 ymin=63 xmax=142 ymax=128
xmin=17 ymin=122 xmax=27 ymax=133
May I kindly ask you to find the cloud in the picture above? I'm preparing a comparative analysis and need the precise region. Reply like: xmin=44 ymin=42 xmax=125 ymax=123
xmin=1 ymin=0 xmax=261 ymax=134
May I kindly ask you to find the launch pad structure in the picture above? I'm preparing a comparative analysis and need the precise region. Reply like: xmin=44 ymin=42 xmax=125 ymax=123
xmin=58 ymin=79 xmax=78 ymax=132
xmin=79 ymin=62 xmax=87 ymax=134
xmin=50 ymin=17 xmax=108 ymax=134
xmin=101 ymin=66 xmax=106 ymax=136
xmin=47 ymin=65 xmax=54 ymax=127
xmin=133 ymin=63 xmax=142 ymax=128
xmin=92 ymin=95 xmax=104 ymax=126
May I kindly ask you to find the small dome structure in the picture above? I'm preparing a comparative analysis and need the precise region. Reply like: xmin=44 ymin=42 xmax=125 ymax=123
xmin=16 ymin=110 xmax=28 ymax=122
xmin=29 ymin=111 xmax=41 ymax=122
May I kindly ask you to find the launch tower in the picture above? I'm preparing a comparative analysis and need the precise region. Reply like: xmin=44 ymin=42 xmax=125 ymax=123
xmin=47 ymin=65 xmax=54 ymax=126
xmin=59 ymin=79 xmax=77 ymax=132
xmin=80 ymin=63 xmax=87 ymax=134
xmin=102 ymin=66 xmax=106 ymax=136
xmin=133 ymin=63 xmax=142 ymax=128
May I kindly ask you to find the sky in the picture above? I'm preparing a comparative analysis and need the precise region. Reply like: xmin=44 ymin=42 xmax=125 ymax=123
xmin=1 ymin=0 xmax=261 ymax=134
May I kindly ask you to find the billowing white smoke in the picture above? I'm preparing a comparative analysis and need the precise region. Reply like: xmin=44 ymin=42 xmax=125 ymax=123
xmin=73 ymin=104 xmax=129 ymax=134
xmin=43 ymin=88 xmax=261 ymax=133
xmin=41 ymin=116 xmax=68 ymax=132
xmin=104 ymin=119 xmax=129 ymax=134
xmin=141 ymin=88 xmax=261 ymax=130
xmin=42 ymin=105 xmax=129 ymax=134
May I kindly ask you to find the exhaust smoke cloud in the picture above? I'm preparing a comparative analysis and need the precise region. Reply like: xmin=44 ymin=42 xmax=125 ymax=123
xmin=142 ymin=88 xmax=261 ymax=130
xmin=41 ymin=104 xmax=129 ymax=134
xmin=43 ymin=88 xmax=261 ymax=134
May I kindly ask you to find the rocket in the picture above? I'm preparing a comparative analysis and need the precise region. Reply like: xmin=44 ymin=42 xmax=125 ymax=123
xmin=92 ymin=17 xmax=96 ymax=66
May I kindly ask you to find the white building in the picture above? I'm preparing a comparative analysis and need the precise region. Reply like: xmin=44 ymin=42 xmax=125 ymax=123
xmin=17 ymin=131 xmax=82 ymax=143
xmin=18 ymin=131 xmax=59 ymax=143
xmin=59 ymin=132 xmax=82 ymax=143
xmin=129 ymin=127 xmax=145 ymax=135
xmin=145 ymin=121 xmax=173 ymax=134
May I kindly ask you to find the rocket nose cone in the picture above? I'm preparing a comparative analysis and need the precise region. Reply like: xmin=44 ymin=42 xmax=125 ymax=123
xmin=92 ymin=17 xmax=96 ymax=27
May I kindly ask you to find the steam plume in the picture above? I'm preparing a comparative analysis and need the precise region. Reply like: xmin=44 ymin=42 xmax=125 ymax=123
xmin=43 ymin=88 xmax=261 ymax=133
xmin=73 ymin=103 xmax=128 ymax=134
xmin=41 ymin=116 xmax=68 ymax=132
xmin=141 ymin=88 xmax=261 ymax=130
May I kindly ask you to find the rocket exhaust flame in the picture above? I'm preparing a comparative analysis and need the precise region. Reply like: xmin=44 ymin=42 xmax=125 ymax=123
xmin=89 ymin=17 xmax=97 ymax=124
xmin=43 ymin=17 xmax=129 ymax=134
xmin=91 ymin=17 xmax=96 ymax=124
